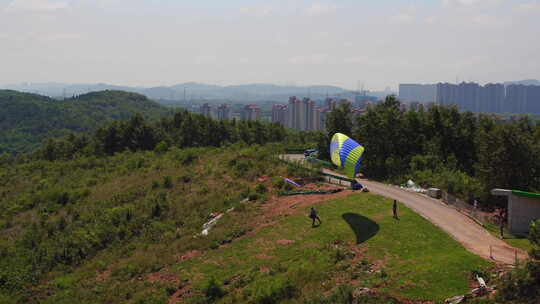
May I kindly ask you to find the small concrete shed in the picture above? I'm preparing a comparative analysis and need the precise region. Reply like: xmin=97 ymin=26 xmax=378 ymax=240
xmin=491 ymin=188 xmax=540 ymax=236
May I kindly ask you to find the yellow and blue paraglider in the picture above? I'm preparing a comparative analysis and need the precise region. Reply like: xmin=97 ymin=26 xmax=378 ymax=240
xmin=330 ymin=133 xmax=365 ymax=178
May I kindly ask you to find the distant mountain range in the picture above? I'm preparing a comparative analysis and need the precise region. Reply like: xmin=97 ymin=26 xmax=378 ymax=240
xmin=503 ymin=79 xmax=540 ymax=86
xmin=0 ymin=82 xmax=381 ymax=103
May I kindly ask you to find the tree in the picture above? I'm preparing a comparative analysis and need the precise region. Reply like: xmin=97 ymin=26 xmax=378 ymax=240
xmin=316 ymin=102 xmax=354 ymax=161
xmin=326 ymin=102 xmax=353 ymax=137
xmin=476 ymin=122 xmax=537 ymax=193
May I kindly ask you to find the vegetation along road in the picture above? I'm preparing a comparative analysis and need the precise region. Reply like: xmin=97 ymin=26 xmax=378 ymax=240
xmin=284 ymin=154 xmax=527 ymax=265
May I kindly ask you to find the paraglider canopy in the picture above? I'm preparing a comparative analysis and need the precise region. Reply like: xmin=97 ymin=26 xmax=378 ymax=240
xmin=330 ymin=133 xmax=365 ymax=178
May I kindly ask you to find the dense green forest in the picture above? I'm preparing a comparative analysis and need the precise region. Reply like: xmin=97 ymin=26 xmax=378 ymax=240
xmin=0 ymin=90 xmax=170 ymax=154
xmin=319 ymin=96 xmax=540 ymax=207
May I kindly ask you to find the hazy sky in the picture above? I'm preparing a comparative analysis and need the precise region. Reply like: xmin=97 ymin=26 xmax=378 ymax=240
xmin=1 ymin=0 xmax=539 ymax=90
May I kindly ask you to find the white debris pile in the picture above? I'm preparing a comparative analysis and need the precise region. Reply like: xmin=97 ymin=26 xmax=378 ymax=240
xmin=201 ymin=213 xmax=223 ymax=236
xmin=199 ymin=198 xmax=248 ymax=236
xmin=444 ymin=275 xmax=492 ymax=304
xmin=400 ymin=179 xmax=427 ymax=194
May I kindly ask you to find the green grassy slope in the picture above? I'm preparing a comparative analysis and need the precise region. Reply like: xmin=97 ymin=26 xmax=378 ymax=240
xmin=0 ymin=90 xmax=169 ymax=153
xmin=0 ymin=144 xmax=314 ymax=303
xmin=0 ymin=143 xmax=492 ymax=303
xmin=176 ymin=194 xmax=492 ymax=303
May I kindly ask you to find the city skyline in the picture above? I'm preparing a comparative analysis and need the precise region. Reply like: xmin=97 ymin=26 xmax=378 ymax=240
xmin=1 ymin=0 xmax=540 ymax=90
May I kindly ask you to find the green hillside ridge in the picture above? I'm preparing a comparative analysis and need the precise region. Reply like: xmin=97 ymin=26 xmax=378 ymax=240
xmin=0 ymin=90 xmax=169 ymax=154
xmin=0 ymin=143 xmax=492 ymax=303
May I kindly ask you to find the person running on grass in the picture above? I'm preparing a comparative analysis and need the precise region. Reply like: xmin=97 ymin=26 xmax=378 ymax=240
xmin=310 ymin=207 xmax=322 ymax=227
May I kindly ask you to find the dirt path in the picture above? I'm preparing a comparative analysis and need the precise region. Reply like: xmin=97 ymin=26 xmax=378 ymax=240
xmin=282 ymin=154 xmax=527 ymax=265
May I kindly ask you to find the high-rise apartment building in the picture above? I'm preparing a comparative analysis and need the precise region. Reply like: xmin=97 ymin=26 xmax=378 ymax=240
xmin=217 ymin=104 xmax=231 ymax=120
xmin=436 ymin=82 xmax=483 ymax=111
xmin=241 ymin=104 xmax=260 ymax=121
xmin=505 ymin=85 xmax=540 ymax=114
xmin=324 ymin=98 xmax=336 ymax=111
xmin=481 ymin=84 xmax=505 ymax=113
xmin=199 ymin=103 xmax=214 ymax=118
xmin=283 ymin=97 xmax=322 ymax=131
xmin=399 ymin=84 xmax=437 ymax=103
xmin=527 ymin=85 xmax=540 ymax=114
xmin=431 ymin=81 xmax=540 ymax=114
xmin=271 ymin=104 xmax=287 ymax=125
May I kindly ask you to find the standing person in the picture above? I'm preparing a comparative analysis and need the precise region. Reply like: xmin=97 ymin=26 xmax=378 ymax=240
xmin=393 ymin=200 xmax=398 ymax=219
xmin=499 ymin=208 xmax=505 ymax=239
xmin=310 ymin=207 xmax=322 ymax=227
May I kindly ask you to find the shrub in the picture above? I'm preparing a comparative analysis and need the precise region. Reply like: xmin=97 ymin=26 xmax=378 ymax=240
xmin=271 ymin=177 xmax=285 ymax=190
xmin=154 ymin=141 xmax=169 ymax=153
xmin=179 ymin=172 xmax=192 ymax=184
xmin=255 ymin=183 xmax=267 ymax=194
xmin=284 ymin=183 xmax=293 ymax=191
xmin=176 ymin=149 xmax=198 ymax=165
xmin=327 ymin=284 xmax=353 ymax=304
xmin=250 ymin=277 xmax=297 ymax=304
xmin=151 ymin=180 xmax=160 ymax=189
xmin=162 ymin=176 xmax=173 ymax=189
xmin=248 ymin=193 xmax=260 ymax=201
xmin=203 ymin=277 xmax=225 ymax=301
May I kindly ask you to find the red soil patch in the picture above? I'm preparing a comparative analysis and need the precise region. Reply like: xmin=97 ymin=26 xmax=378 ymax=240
xmin=176 ymin=250 xmax=201 ymax=263
xmin=264 ymin=185 xmax=354 ymax=219
xmin=255 ymin=253 xmax=273 ymax=260
xmin=147 ymin=272 xmax=180 ymax=285
xmin=220 ymin=183 xmax=354 ymax=244
xmin=277 ymin=239 xmax=295 ymax=245
xmin=168 ymin=283 xmax=192 ymax=304
xmin=95 ymin=270 xmax=111 ymax=282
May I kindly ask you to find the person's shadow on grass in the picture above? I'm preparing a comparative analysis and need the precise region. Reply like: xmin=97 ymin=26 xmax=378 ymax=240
xmin=342 ymin=213 xmax=379 ymax=244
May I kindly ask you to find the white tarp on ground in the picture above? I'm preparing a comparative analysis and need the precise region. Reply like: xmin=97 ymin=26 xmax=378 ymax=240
xmin=201 ymin=213 xmax=223 ymax=236
xmin=400 ymin=179 xmax=427 ymax=194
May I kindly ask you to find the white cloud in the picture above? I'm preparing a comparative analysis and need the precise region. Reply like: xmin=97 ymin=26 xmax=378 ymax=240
xmin=390 ymin=13 xmax=415 ymax=24
xmin=470 ymin=14 xmax=508 ymax=26
xmin=193 ymin=55 xmax=218 ymax=65
xmin=40 ymin=33 xmax=82 ymax=42
xmin=289 ymin=54 xmax=331 ymax=65
xmin=239 ymin=4 xmax=276 ymax=17
xmin=5 ymin=0 xmax=68 ymax=12
xmin=516 ymin=2 xmax=540 ymax=12
xmin=343 ymin=56 xmax=370 ymax=64
xmin=443 ymin=0 xmax=504 ymax=7
xmin=305 ymin=3 xmax=337 ymax=16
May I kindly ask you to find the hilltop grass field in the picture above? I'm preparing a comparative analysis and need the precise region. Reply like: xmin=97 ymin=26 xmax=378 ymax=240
xmin=172 ymin=194 xmax=492 ymax=303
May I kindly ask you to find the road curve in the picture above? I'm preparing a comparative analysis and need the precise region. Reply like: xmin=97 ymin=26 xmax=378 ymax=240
xmin=358 ymin=178 xmax=527 ymax=265
xmin=282 ymin=154 xmax=527 ymax=265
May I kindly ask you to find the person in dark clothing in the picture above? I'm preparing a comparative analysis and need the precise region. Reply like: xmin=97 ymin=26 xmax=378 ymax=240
xmin=393 ymin=200 xmax=398 ymax=219
xmin=499 ymin=208 xmax=505 ymax=239
xmin=310 ymin=207 xmax=322 ymax=227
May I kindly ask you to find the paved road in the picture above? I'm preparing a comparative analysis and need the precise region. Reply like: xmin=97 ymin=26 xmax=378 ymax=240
xmin=283 ymin=154 xmax=527 ymax=265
